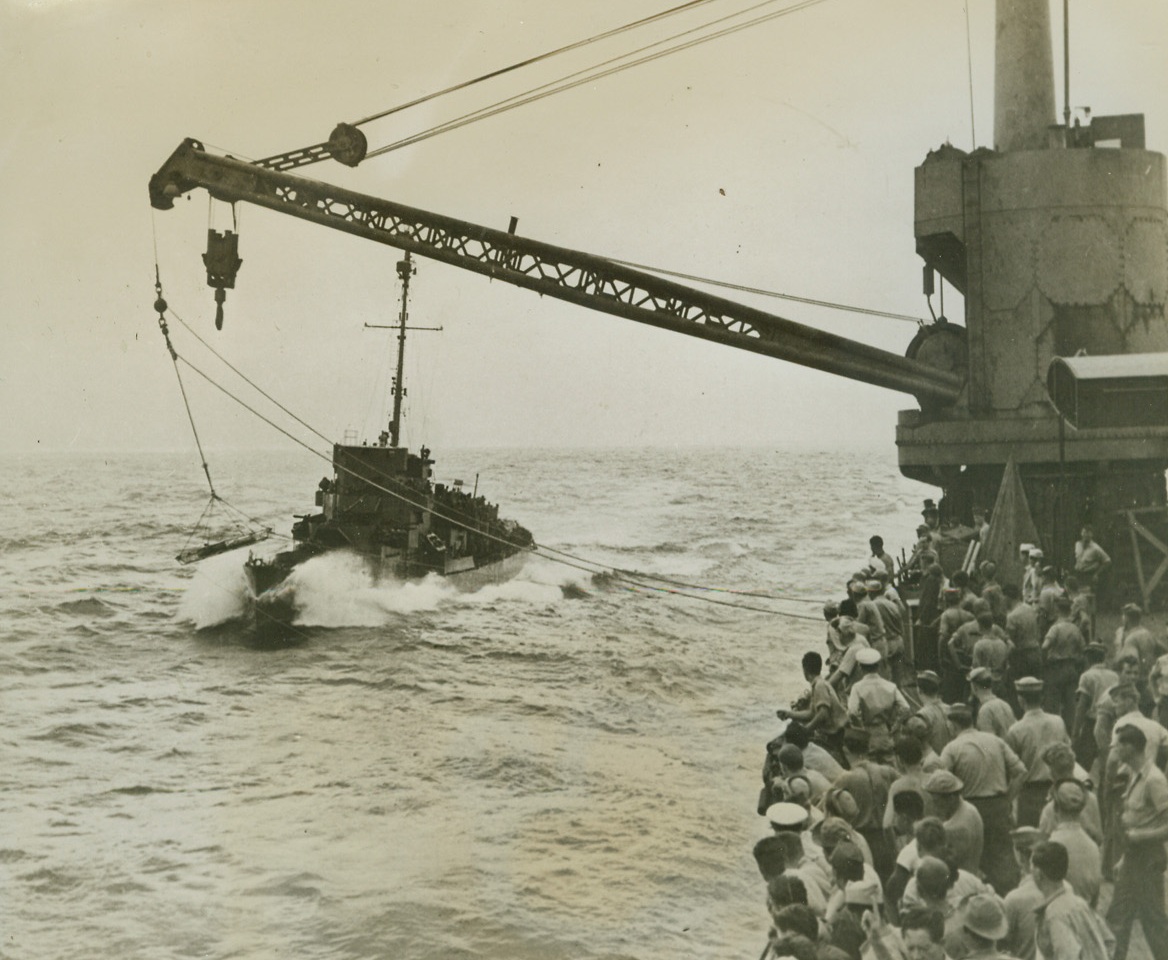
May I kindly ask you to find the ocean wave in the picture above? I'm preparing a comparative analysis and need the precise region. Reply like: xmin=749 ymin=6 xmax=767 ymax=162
xmin=19 ymin=868 xmax=82 ymax=895
xmin=109 ymin=785 xmax=170 ymax=796
xmin=53 ymin=597 xmax=116 ymax=617
xmin=29 ymin=722 xmax=118 ymax=745
xmin=242 ymin=873 xmax=327 ymax=900
xmin=448 ymin=752 xmax=570 ymax=795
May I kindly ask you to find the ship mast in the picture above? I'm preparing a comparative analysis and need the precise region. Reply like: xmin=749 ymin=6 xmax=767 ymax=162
xmin=366 ymin=251 xmax=441 ymax=447
xmin=389 ymin=252 xmax=415 ymax=448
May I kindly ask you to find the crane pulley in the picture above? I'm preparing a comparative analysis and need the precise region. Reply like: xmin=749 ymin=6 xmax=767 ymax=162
xmin=254 ymin=122 xmax=368 ymax=173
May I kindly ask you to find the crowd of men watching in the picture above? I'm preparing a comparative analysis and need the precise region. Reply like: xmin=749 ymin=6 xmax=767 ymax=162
xmin=753 ymin=531 xmax=1168 ymax=960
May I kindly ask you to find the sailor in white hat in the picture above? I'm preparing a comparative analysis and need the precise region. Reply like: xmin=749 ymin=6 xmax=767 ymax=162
xmin=846 ymin=646 xmax=910 ymax=763
xmin=766 ymin=802 xmax=810 ymax=832
xmin=766 ymin=801 xmax=832 ymax=889
xmin=1023 ymin=547 xmax=1044 ymax=604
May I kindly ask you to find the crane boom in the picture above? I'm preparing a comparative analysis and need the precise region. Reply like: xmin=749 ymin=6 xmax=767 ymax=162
xmin=150 ymin=138 xmax=963 ymax=405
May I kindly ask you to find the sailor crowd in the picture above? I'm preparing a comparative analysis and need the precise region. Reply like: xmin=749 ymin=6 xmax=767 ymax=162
xmin=754 ymin=531 xmax=1168 ymax=960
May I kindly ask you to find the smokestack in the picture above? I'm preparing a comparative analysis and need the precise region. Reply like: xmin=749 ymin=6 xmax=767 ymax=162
xmin=994 ymin=0 xmax=1057 ymax=151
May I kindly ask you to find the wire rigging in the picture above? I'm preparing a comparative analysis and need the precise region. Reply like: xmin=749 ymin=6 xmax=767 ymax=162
xmin=607 ymin=257 xmax=926 ymax=324
xmin=363 ymin=0 xmax=831 ymax=161
xmin=350 ymin=0 xmax=723 ymax=126
xmin=155 ymin=269 xmax=217 ymax=497
xmin=168 ymin=309 xmax=334 ymax=447
xmin=154 ymin=275 xmax=274 ymax=558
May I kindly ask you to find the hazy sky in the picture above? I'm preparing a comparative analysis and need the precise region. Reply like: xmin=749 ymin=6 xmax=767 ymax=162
xmin=3 ymin=0 xmax=1166 ymax=454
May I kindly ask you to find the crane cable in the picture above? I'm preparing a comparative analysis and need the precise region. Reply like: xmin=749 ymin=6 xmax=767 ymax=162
xmin=363 ymin=0 xmax=831 ymax=161
xmin=350 ymin=0 xmax=724 ymax=127
xmin=607 ymin=257 xmax=926 ymax=325
xmin=153 ymin=269 xmax=272 ymax=553
xmin=160 ymin=305 xmax=825 ymax=621
xmin=168 ymin=309 xmax=334 ymax=448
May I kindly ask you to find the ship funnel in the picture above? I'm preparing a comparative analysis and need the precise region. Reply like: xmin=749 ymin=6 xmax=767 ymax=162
xmin=994 ymin=0 xmax=1057 ymax=151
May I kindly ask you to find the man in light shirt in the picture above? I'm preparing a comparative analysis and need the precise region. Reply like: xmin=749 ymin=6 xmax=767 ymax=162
xmin=1107 ymin=723 xmax=1168 ymax=959
xmin=1030 ymin=840 xmax=1114 ymax=960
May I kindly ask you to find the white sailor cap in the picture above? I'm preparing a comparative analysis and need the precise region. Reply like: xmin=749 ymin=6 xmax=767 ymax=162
xmin=765 ymin=802 xmax=810 ymax=829
xmin=855 ymin=647 xmax=882 ymax=666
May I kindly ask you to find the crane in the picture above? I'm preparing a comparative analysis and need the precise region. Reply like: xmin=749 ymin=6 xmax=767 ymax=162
xmin=149 ymin=137 xmax=965 ymax=410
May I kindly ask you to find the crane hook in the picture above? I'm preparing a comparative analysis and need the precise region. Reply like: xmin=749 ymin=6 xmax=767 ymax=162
xmin=202 ymin=228 xmax=242 ymax=330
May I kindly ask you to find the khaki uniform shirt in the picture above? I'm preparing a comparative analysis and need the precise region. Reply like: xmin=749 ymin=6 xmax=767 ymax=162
xmin=1047 ymin=821 xmax=1102 ymax=906
xmin=1006 ymin=601 xmax=1040 ymax=650
xmin=809 ymin=676 xmax=848 ymax=734
xmin=1121 ymin=758 xmax=1168 ymax=833
xmin=1003 ymin=874 xmax=1043 ymax=960
xmin=972 ymin=635 xmax=1011 ymax=679
xmin=938 ymin=605 xmax=974 ymax=647
xmin=1036 ymin=883 xmax=1114 ymax=960
xmin=1043 ymin=620 xmax=1084 ymax=662
xmin=847 ymin=674 xmax=910 ymax=753
xmin=976 ymin=696 xmax=1016 ymax=740
xmin=873 ymin=594 xmax=903 ymax=643
xmin=833 ymin=760 xmax=897 ymax=832
xmin=1116 ymin=624 xmax=1159 ymax=676
xmin=948 ymin=620 xmax=984 ymax=668
xmin=917 ymin=700 xmax=953 ymax=755
xmin=1076 ymin=666 xmax=1118 ymax=720
xmin=1005 ymin=709 xmax=1070 ymax=783
xmin=854 ymin=596 xmax=886 ymax=644
xmin=941 ymin=798 xmax=984 ymax=874
xmin=940 ymin=728 xmax=1026 ymax=798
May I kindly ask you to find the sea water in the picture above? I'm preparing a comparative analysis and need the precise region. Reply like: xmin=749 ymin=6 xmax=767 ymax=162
xmin=0 ymin=447 xmax=929 ymax=960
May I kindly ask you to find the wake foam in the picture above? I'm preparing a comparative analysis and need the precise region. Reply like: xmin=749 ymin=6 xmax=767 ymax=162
xmin=290 ymin=551 xmax=575 ymax=627
xmin=179 ymin=548 xmax=593 ymax=631
xmin=290 ymin=552 xmax=444 ymax=627
xmin=176 ymin=549 xmax=251 ymax=629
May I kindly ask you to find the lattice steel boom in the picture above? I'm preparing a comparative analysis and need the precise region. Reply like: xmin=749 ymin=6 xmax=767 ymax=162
xmin=150 ymin=138 xmax=963 ymax=405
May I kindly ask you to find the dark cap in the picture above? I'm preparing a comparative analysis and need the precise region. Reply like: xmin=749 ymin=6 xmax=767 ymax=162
xmin=945 ymin=703 xmax=973 ymax=723
xmin=830 ymin=841 xmax=865 ymax=872
xmin=819 ymin=817 xmax=853 ymax=848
